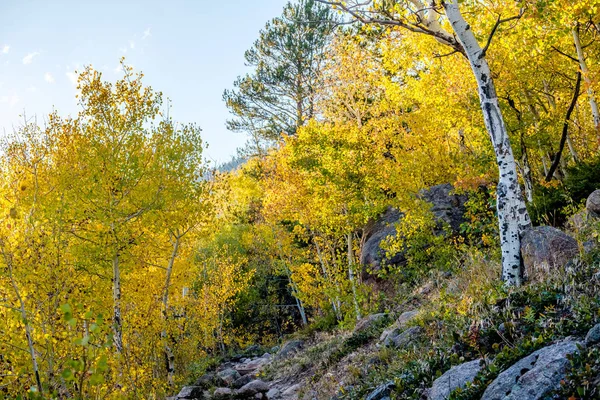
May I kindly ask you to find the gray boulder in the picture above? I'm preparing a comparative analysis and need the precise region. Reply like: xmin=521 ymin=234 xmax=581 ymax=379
xmin=481 ymin=340 xmax=581 ymax=400
xmin=521 ymin=226 xmax=579 ymax=281
xmin=586 ymin=323 xmax=600 ymax=346
xmin=420 ymin=183 xmax=468 ymax=234
xmin=428 ymin=359 xmax=483 ymax=400
xmin=380 ymin=310 xmax=419 ymax=343
xmin=587 ymin=189 xmax=600 ymax=217
xmin=213 ymin=387 xmax=233 ymax=400
xmin=195 ymin=372 xmax=219 ymax=389
xmin=277 ymin=340 xmax=304 ymax=359
xmin=360 ymin=207 xmax=405 ymax=277
xmin=365 ymin=381 xmax=395 ymax=400
xmin=387 ymin=326 xmax=423 ymax=349
xmin=360 ymin=184 xmax=467 ymax=279
xmin=354 ymin=313 xmax=387 ymax=333
xmin=236 ymin=380 xmax=269 ymax=398
xmin=177 ymin=385 xmax=206 ymax=399
xmin=266 ymin=388 xmax=280 ymax=399
xmin=232 ymin=374 xmax=254 ymax=389
xmin=217 ymin=368 xmax=241 ymax=387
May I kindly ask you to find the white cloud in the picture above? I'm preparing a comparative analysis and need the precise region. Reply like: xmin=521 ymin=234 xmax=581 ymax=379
xmin=2 ymin=45 xmax=9 ymax=54
xmin=26 ymin=85 xmax=37 ymax=93
xmin=1 ymin=95 xmax=20 ymax=108
xmin=119 ymin=46 xmax=128 ymax=53
xmin=113 ymin=63 xmax=123 ymax=74
xmin=66 ymin=71 xmax=78 ymax=85
xmin=142 ymin=28 xmax=151 ymax=39
xmin=129 ymin=40 xmax=135 ymax=49
xmin=22 ymin=51 xmax=40 ymax=65
xmin=44 ymin=72 xmax=55 ymax=83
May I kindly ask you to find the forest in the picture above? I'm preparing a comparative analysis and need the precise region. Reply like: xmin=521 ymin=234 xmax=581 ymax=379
xmin=2 ymin=0 xmax=600 ymax=399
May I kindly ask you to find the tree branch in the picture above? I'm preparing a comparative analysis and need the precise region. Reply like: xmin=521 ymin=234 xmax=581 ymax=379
xmin=546 ymin=72 xmax=582 ymax=181
xmin=479 ymin=9 xmax=524 ymax=59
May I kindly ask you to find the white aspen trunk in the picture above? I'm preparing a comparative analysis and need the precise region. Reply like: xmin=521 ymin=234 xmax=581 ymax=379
xmin=573 ymin=27 xmax=600 ymax=134
xmin=314 ymin=238 xmax=342 ymax=321
xmin=112 ymin=250 xmax=123 ymax=353
xmin=10 ymin=268 xmax=43 ymax=394
xmin=347 ymin=233 xmax=361 ymax=320
xmin=444 ymin=0 xmax=531 ymax=286
xmin=162 ymin=235 xmax=180 ymax=387
xmin=566 ymin=132 xmax=579 ymax=163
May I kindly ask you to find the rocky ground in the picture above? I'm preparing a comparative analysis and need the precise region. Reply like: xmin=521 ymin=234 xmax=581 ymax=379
xmin=170 ymin=189 xmax=600 ymax=400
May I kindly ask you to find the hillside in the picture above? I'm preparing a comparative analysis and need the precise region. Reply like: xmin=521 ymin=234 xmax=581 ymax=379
xmin=2 ymin=1 xmax=600 ymax=399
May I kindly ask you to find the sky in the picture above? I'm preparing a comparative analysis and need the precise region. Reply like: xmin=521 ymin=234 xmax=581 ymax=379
xmin=0 ymin=0 xmax=287 ymax=165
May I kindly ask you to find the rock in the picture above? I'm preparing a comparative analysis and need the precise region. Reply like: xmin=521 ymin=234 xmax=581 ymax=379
xmin=587 ymin=189 xmax=600 ymax=217
xmin=365 ymin=381 xmax=395 ymax=400
xmin=481 ymin=340 xmax=581 ymax=400
xmin=567 ymin=209 xmax=591 ymax=233
xmin=232 ymin=374 xmax=254 ymax=389
xmin=361 ymin=207 xmax=405 ymax=278
xmin=429 ymin=359 xmax=483 ymax=400
xmin=281 ymin=384 xmax=301 ymax=397
xmin=521 ymin=226 xmax=579 ymax=281
xmin=380 ymin=310 xmax=420 ymax=343
xmin=420 ymin=183 xmax=468 ymax=234
xmin=217 ymin=368 xmax=242 ymax=387
xmin=243 ymin=344 xmax=261 ymax=356
xmin=361 ymin=185 xmax=467 ymax=279
xmin=354 ymin=313 xmax=387 ymax=333
xmin=266 ymin=388 xmax=280 ymax=399
xmin=277 ymin=340 xmax=304 ymax=359
xmin=387 ymin=326 xmax=423 ymax=349
xmin=236 ymin=380 xmax=270 ymax=398
xmin=195 ymin=372 xmax=219 ymax=389
xmin=586 ymin=323 xmax=600 ymax=346
xmin=213 ymin=387 xmax=233 ymax=400
xmin=177 ymin=385 xmax=205 ymax=399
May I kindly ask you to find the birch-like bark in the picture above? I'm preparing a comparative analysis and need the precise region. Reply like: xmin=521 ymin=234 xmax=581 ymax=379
xmin=444 ymin=0 xmax=531 ymax=286
xmin=162 ymin=235 xmax=180 ymax=387
xmin=2 ymin=249 xmax=43 ymax=394
xmin=314 ymin=238 xmax=342 ymax=321
xmin=572 ymin=26 xmax=600 ymax=135
xmin=112 ymin=250 xmax=123 ymax=353
xmin=347 ymin=233 xmax=361 ymax=320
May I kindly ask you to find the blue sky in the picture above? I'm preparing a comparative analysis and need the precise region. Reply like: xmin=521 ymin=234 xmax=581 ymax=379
xmin=0 ymin=0 xmax=287 ymax=164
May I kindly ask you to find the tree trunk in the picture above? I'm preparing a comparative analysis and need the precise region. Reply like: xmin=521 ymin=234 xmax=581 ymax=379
xmin=162 ymin=235 xmax=180 ymax=387
xmin=112 ymin=251 xmax=123 ymax=353
xmin=314 ymin=238 xmax=342 ymax=321
xmin=572 ymin=26 xmax=600 ymax=135
xmin=347 ymin=233 xmax=361 ymax=320
xmin=444 ymin=0 xmax=531 ymax=286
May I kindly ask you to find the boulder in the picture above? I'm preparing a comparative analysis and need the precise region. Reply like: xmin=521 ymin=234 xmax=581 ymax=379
xmin=232 ymin=374 xmax=254 ymax=389
xmin=420 ymin=183 xmax=468 ymax=234
xmin=354 ymin=313 xmax=387 ymax=334
xmin=217 ymin=368 xmax=242 ymax=387
xmin=521 ymin=226 xmax=579 ymax=281
xmin=380 ymin=310 xmax=419 ymax=343
xmin=361 ymin=184 xmax=467 ymax=279
xmin=195 ymin=372 xmax=219 ymax=389
xmin=361 ymin=207 xmax=405 ymax=277
xmin=365 ymin=381 xmax=395 ymax=400
xmin=213 ymin=387 xmax=233 ymax=400
xmin=281 ymin=384 xmax=301 ymax=397
xmin=586 ymin=323 xmax=600 ymax=346
xmin=428 ymin=359 xmax=483 ymax=400
xmin=587 ymin=189 xmax=600 ymax=217
xmin=277 ymin=340 xmax=304 ymax=359
xmin=177 ymin=385 xmax=205 ymax=399
xmin=266 ymin=388 xmax=280 ymax=399
xmin=386 ymin=326 xmax=423 ymax=349
xmin=236 ymin=380 xmax=270 ymax=398
xmin=481 ymin=340 xmax=581 ymax=400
